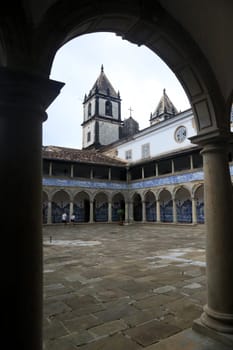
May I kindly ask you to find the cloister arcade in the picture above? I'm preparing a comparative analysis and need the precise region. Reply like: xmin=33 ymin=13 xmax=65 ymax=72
xmin=43 ymin=184 xmax=204 ymax=225
xmin=3 ymin=2 xmax=233 ymax=348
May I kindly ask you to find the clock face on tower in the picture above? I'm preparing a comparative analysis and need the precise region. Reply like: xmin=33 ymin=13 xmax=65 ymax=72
xmin=174 ymin=126 xmax=187 ymax=143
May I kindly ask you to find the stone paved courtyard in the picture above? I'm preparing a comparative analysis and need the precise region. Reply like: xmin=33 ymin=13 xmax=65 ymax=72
xmin=43 ymin=223 xmax=207 ymax=349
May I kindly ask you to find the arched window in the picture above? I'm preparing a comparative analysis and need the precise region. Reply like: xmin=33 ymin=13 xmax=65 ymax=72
xmin=88 ymin=103 xmax=92 ymax=117
xmin=105 ymin=101 xmax=112 ymax=116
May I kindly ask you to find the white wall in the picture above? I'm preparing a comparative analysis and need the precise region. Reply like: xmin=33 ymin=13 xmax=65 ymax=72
xmin=116 ymin=111 xmax=196 ymax=162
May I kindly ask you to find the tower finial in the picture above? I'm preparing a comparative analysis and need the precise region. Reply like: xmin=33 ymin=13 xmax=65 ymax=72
xmin=163 ymin=88 xmax=166 ymax=94
xmin=101 ymin=64 xmax=104 ymax=73
xmin=128 ymin=106 xmax=133 ymax=117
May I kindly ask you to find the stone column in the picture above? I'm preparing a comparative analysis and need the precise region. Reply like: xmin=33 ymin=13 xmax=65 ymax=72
xmin=47 ymin=200 xmax=52 ymax=224
xmin=156 ymin=200 xmax=161 ymax=223
xmin=108 ymin=201 xmax=112 ymax=223
xmin=128 ymin=201 xmax=134 ymax=223
xmin=70 ymin=164 xmax=74 ymax=178
xmin=172 ymin=198 xmax=177 ymax=223
xmin=89 ymin=201 xmax=94 ymax=223
xmin=171 ymin=159 xmax=175 ymax=174
xmin=69 ymin=201 xmax=74 ymax=222
xmin=90 ymin=168 xmax=93 ymax=179
xmin=190 ymin=154 xmax=194 ymax=170
xmin=142 ymin=200 xmax=146 ymax=222
xmin=124 ymin=201 xmax=129 ymax=223
xmin=191 ymin=132 xmax=233 ymax=333
xmin=49 ymin=161 xmax=53 ymax=176
xmin=0 ymin=67 xmax=64 ymax=350
xmin=192 ymin=196 xmax=197 ymax=224
xmin=126 ymin=167 xmax=131 ymax=182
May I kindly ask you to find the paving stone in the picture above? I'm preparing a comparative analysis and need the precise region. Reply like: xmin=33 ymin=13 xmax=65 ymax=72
xmin=65 ymin=295 xmax=99 ymax=309
xmin=189 ymin=290 xmax=207 ymax=304
xmin=166 ymin=297 xmax=202 ymax=322
xmin=63 ymin=314 xmax=102 ymax=332
xmin=77 ymin=333 xmax=142 ymax=349
xmin=135 ymin=294 xmax=181 ymax=313
xmin=95 ymin=287 xmax=128 ymax=302
xmin=44 ymin=337 xmax=77 ymax=350
xmin=65 ymin=303 xmax=105 ymax=317
xmin=94 ymin=300 xmax=137 ymax=322
xmin=123 ymin=309 xmax=158 ymax=327
xmin=43 ymin=319 xmax=69 ymax=340
xmin=65 ymin=330 xmax=96 ymax=346
xmin=44 ymin=291 xmax=80 ymax=303
xmin=153 ymin=285 xmax=176 ymax=294
xmin=43 ymin=224 xmax=207 ymax=349
xmin=183 ymin=282 xmax=202 ymax=289
xmin=125 ymin=319 xmax=181 ymax=346
xmin=44 ymin=301 xmax=72 ymax=317
xmin=89 ymin=319 xmax=128 ymax=337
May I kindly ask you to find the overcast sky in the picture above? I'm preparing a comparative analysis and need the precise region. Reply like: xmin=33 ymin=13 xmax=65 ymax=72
xmin=43 ymin=32 xmax=191 ymax=149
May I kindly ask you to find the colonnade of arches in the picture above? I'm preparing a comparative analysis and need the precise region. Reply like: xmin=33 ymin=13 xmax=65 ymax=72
xmin=43 ymin=190 xmax=126 ymax=224
xmin=43 ymin=184 xmax=204 ymax=224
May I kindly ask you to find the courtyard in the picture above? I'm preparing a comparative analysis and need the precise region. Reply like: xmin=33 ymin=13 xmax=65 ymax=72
xmin=43 ymin=223 xmax=207 ymax=349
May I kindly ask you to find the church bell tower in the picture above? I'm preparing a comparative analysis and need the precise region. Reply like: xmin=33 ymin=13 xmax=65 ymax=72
xmin=82 ymin=65 xmax=122 ymax=149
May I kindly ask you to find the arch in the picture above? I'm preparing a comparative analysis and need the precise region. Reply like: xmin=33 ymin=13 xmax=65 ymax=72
xmin=73 ymin=191 xmax=90 ymax=222
xmin=159 ymin=189 xmax=173 ymax=222
xmin=51 ymin=189 xmax=70 ymax=223
xmin=194 ymin=184 xmax=205 ymax=224
xmin=144 ymin=190 xmax=156 ymax=222
xmin=51 ymin=188 xmax=71 ymax=200
xmin=132 ymin=192 xmax=142 ymax=222
xmin=105 ymin=100 xmax=112 ymax=116
xmin=175 ymin=187 xmax=192 ymax=223
xmin=42 ymin=191 xmax=48 ymax=224
xmin=173 ymin=185 xmax=191 ymax=198
xmin=112 ymin=192 xmax=125 ymax=222
xmin=93 ymin=192 xmax=108 ymax=222
xmin=32 ymin=1 xmax=228 ymax=134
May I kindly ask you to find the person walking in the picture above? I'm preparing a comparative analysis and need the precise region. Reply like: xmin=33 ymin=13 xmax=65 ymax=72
xmin=70 ymin=213 xmax=76 ymax=224
xmin=62 ymin=212 xmax=67 ymax=224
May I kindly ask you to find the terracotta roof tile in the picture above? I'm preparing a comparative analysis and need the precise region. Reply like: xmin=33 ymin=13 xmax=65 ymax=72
xmin=42 ymin=146 xmax=126 ymax=166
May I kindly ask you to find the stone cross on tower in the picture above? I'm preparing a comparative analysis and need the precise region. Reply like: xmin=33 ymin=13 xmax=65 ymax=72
xmin=128 ymin=106 xmax=133 ymax=117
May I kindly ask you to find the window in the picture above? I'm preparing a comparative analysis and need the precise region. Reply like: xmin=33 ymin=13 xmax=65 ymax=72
xmin=125 ymin=149 xmax=132 ymax=160
xmin=88 ymin=103 xmax=92 ymax=117
xmin=141 ymin=143 xmax=150 ymax=159
xmin=87 ymin=131 xmax=91 ymax=142
xmin=105 ymin=100 xmax=112 ymax=116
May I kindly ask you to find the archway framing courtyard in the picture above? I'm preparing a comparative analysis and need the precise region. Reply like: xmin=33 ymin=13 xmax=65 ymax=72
xmin=43 ymin=223 xmax=209 ymax=349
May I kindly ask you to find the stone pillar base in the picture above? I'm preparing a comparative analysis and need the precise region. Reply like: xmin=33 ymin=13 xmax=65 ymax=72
xmin=201 ymin=305 xmax=233 ymax=333
xmin=193 ymin=318 xmax=233 ymax=347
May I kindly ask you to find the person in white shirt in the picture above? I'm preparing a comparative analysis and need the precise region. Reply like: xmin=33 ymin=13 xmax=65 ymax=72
xmin=62 ymin=212 xmax=67 ymax=224
xmin=70 ymin=213 xmax=76 ymax=224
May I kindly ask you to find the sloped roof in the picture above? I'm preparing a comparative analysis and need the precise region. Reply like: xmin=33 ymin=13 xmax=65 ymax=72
xmin=88 ymin=65 xmax=119 ymax=98
xmin=42 ymin=146 xmax=126 ymax=166
xmin=151 ymin=89 xmax=178 ymax=119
